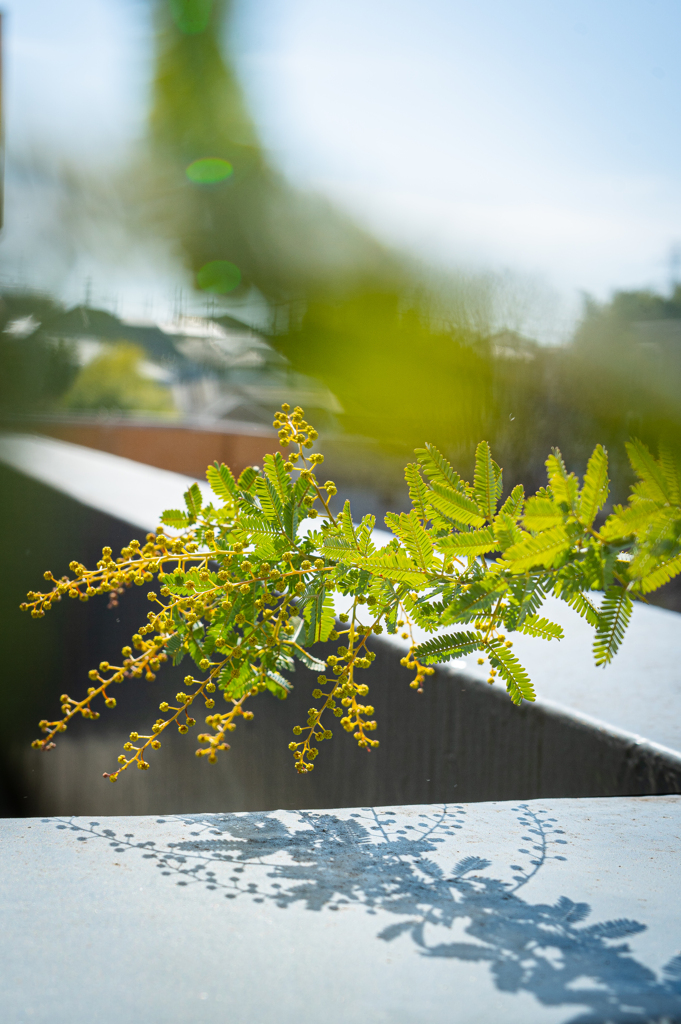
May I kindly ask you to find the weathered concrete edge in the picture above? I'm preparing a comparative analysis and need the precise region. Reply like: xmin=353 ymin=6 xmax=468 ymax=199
xmin=0 ymin=432 xmax=209 ymax=533
xmin=521 ymin=692 xmax=681 ymax=767
xmin=377 ymin=630 xmax=681 ymax=781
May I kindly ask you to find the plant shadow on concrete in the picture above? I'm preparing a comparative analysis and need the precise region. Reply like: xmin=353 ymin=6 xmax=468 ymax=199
xmin=48 ymin=805 xmax=681 ymax=1023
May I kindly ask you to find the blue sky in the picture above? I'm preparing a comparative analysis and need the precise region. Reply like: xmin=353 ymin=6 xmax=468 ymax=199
xmin=4 ymin=0 xmax=681 ymax=314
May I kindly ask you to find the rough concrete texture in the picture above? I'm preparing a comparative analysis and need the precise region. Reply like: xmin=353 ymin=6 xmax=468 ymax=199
xmin=388 ymin=595 xmax=681 ymax=758
xmin=15 ymin=633 xmax=681 ymax=818
xmin=1 ymin=796 xmax=680 ymax=1024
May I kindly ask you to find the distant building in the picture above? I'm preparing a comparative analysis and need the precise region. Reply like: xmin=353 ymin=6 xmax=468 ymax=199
xmin=2 ymin=293 xmax=341 ymax=427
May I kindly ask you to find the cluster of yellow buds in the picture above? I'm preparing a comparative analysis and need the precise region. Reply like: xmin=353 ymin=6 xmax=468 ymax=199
xmin=274 ymin=404 xmax=318 ymax=452
xmin=399 ymin=648 xmax=436 ymax=692
xmin=287 ymin=597 xmax=388 ymax=771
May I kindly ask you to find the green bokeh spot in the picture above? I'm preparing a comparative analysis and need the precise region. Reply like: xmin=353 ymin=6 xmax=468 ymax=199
xmin=196 ymin=261 xmax=242 ymax=294
xmin=186 ymin=158 xmax=233 ymax=184
xmin=169 ymin=0 xmax=213 ymax=35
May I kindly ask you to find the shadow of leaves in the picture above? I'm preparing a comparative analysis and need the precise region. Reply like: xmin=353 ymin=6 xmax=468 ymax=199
xmin=49 ymin=804 xmax=681 ymax=1024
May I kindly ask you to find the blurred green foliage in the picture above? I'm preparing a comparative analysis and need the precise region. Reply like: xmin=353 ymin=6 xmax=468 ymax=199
xmin=563 ymin=289 xmax=681 ymax=492
xmin=60 ymin=342 xmax=175 ymax=415
xmin=276 ymin=291 xmax=492 ymax=451
xmin=148 ymin=0 xmax=401 ymax=299
xmin=143 ymin=1 xmax=679 ymax=505
xmin=0 ymin=294 xmax=78 ymax=416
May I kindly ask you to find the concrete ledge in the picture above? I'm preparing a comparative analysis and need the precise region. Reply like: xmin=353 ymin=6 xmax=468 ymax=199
xmin=13 ymin=627 xmax=681 ymax=818
xmin=0 ymin=431 xmax=210 ymax=532
xmin=1 ymin=435 xmax=680 ymax=817
xmin=2 ymin=796 xmax=680 ymax=1024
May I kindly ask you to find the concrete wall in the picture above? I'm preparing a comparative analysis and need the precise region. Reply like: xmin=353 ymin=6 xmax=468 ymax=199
xmin=2 ymin=456 xmax=680 ymax=819
xmin=15 ymin=629 xmax=681 ymax=818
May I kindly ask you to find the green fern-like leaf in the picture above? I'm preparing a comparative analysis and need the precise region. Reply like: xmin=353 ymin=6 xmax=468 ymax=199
xmin=427 ymin=484 xmax=487 ymax=528
xmin=265 ymin=669 xmax=292 ymax=699
xmin=600 ymin=498 xmax=661 ymax=541
xmin=160 ymin=508 xmax=190 ymax=528
xmin=415 ymin=443 xmax=466 ymax=493
xmin=292 ymin=645 xmax=328 ymax=672
xmin=355 ymin=514 xmax=377 ymax=557
xmin=441 ymin=578 xmax=508 ymax=621
xmin=223 ymin=661 xmax=259 ymax=700
xmin=593 ymin=587 xmax=632 ymax=666
xmin=159 ymin=570 xmax=188 ymax=594
xmin=438 ymin=526 xmax=498 ymax=557
xmin=516 ymin=615 xmax=564 ymax=641
xmin=255 ymin=475 xmax=285 ymax=528
xmin=659 ymin=442 xmax=681 ymax=505
xmin=493 ymin=513 xmax=525 ymax=551
xmin=628 ymin=511 xmax=680 ymax=575
xmin=414 ymin=631 xmax=481 ymax=664
xmin=340 ymin=499 xmax=357 ymax=548
xmin=404 ymin=463 xmax=430 ymax=522
xmin=487 ymin=645 xmax=536 ymax=704
xmin=635 ymin=553 xmax=681 ymax=594
xmin=303 ymin=587 xmax=335 ymax=644
xmin=390 ymin=511 xmax=435 ymax=567
xmin=263 ymin=452 xmax=293 ymax=504
xmin=237 ymin=465 xmax=258 ymax=492
xmin=165 ymin=632 xmax=184 ymax=666
xmin=185 ymin=568 xmax=218 ymax=593
xmin=625 ymin=438 xmax=669 ymax=504
xmin=546 ymin=449 xmax=579 ymax=510
xmin=206 ymin=461 xmax=237 ymax=502
xmin=579 ymin=444 xmax=609 ymax=527
xmin=498 ymin=484 xmax=525 ymax=521
xmin=183 ymin=482 xmax=203 ymax=519
xmin=322 ymin=533 xmax=362 ymax=562
xmin=359 ymin=551 xmax=430 ymax=587
xmin=523 ymin=496 xmax=564 ymax=533
xmin=503 ymin=525 xmax=570 ymax=572
xmin=502 ymin=576 xmax=547 ymax=631
xmin=474 ymin=441 xmax=502 ymax=520
xmin=234 ymin=514 xmax=279 ymax=537
xmin=557 ymin=589 xmax=601 ymax=629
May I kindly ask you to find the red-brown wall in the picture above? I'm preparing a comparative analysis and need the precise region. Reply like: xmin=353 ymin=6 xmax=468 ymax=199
xmin=17 ymin=419 xmax=283 ymax=479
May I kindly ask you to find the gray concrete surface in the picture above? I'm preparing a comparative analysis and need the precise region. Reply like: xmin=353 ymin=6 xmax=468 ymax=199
xmin=1 ymin=796 xmax=680 ymax=1024
xmin=370 ymin=527 xmax=681 ymax=759
xmin=380 ymin=600 xmax=681 ymax=769
xmin=14 ymin=628 xmax=681 ymax=818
